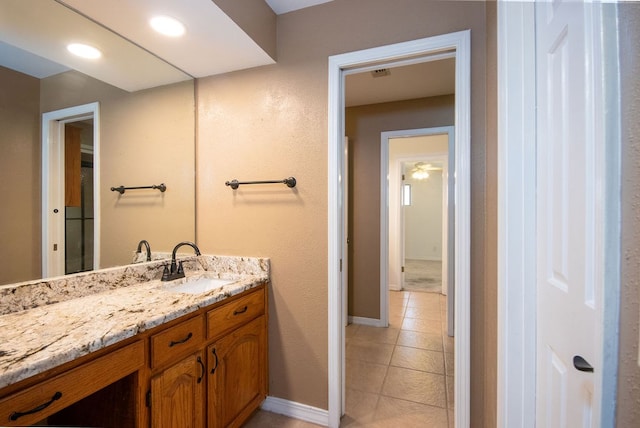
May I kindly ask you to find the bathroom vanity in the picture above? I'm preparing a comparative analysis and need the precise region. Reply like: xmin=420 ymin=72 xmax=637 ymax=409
xmin=0 ymin=256 xmax=269 ymax=427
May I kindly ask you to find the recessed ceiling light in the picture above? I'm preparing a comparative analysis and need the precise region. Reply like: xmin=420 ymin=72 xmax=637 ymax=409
xmin=67 ymin=43 xmax=102 ymax=59
xmin=150 ymin=15 xmax=185 ymax=37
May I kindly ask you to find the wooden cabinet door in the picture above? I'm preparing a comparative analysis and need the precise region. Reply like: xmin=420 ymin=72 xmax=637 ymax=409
xmin=207 ymin=316 xmax=266 ymax=428
xmin=151 ymin=352 xmax=205 ymax=428
xmin=64 ymin=124 xmax=82 ymax=207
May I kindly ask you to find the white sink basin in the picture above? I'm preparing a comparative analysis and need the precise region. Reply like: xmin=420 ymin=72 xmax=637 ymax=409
xmin=162 ymin=276 xmax=235 ymax=294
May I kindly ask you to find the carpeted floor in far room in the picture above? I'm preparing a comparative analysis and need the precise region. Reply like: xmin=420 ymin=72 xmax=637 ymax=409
xmin=403 ymin=259 xmax=442 ymax=293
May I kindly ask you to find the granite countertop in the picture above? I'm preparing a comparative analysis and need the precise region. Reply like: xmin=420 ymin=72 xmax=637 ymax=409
xmin=0 ymin=255 xmax=269 ymax=390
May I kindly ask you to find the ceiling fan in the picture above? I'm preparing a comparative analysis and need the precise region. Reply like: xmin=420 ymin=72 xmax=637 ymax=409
xmin=409 ymin=161 xmax=442 ymax=180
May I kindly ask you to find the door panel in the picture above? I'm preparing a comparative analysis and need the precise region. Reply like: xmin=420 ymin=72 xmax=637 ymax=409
xmin=151 ymin=352 xmax=204 ymax=428
xmin=208 ymin=317 xmax=266 ymax=428
xmin=535 ymin=0 xmax=601 ymax=426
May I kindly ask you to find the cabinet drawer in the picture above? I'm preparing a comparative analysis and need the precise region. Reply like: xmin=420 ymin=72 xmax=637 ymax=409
xmin=151 ymin=315 xmax=204 ymax=369
xmin=207 ymin=288 xmax=264 ymax=340
xmin=0 ymin=341 xmax=144 ymax=427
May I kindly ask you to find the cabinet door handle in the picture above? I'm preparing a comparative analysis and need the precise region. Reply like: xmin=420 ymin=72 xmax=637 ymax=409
xmin=197 ymin=356 xmax=205 ymax=384
xmin=169 ymin=332 xmax=193 ymax=347
xmin=233 ymin=305 xmax=248 ymax=315
xmin=10 ymin=391 xmax=63 ymax=421
xmin=210 ymin=348 xmax=219 ymax=374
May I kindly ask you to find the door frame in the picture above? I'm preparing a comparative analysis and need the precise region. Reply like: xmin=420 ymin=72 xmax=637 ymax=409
xmin=496 ymin=1 xmax=621 ymax=426
xmin=42 ymin=102 xmax=100 ymax=278
xmin=328 ymin=30 xmax=471 ymax=428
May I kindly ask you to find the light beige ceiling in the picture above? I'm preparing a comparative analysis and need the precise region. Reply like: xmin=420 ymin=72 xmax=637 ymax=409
xmin=345 ymin=58 xmax=456 ymax=107
xmin=0 ymin=0 xmax=278 ymax=91
xmin=0 ymin=0 xmax=193 ymax=91
xmin=61 ymin=0 xmax=276 ymax=78
xmin=0 ymin=0 xmax=452 ymax=101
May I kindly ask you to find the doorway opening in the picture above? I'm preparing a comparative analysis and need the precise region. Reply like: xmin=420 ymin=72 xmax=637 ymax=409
xmin=385 ymin=127 xmax=455 ymax=338
xmin=42 ymin=102 xmax=100 ymax=278
xmin=401 ymin=155 xmax=446 ymax=295
xmin=64 ymin=121 xmax=95 ymax=275
xmin=328 ymin=31 xmax=471 ymax=428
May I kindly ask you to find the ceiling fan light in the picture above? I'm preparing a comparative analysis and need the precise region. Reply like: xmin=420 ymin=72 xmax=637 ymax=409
xmin=150 ymin=15 xmax=185 ymax=37
xmin=411 ymin=170 xmax=429 ymax=180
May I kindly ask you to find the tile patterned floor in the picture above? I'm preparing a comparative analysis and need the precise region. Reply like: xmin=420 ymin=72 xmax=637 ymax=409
xmin=343 ymin=291 xmax=454 ymax=427
xmin=404 ymin=260 xmax=442 ymax=293
xmin=243 ymin=291 xmax=453 ymax=428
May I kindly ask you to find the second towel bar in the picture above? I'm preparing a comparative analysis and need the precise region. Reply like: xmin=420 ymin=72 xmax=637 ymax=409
xmin=225 ymin=177 xmax=296 ymax=190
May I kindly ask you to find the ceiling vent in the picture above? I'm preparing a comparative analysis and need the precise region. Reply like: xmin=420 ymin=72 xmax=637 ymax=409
xmin=371 ymin=68 xmax=390 ymax=78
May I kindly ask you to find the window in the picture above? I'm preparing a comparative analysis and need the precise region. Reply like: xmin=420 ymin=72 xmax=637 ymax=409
xmin=402 ymin=183 xmax=412 ymax=206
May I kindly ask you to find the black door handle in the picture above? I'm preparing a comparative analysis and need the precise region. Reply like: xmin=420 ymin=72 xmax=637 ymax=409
xmin=573 ymin=355 xmax=594 ymax=372
xmin=169 ymin=332 xmax=193 ymax=347
xmin=10 ymin=391 xmax=62 ymax=421
xmin=210 ymin=348 xmax=219 ymax=374
xmin=233 ymin=305 xmax=248 ymax=315
xmin=197 ymin=356 xmax=205 ymax=384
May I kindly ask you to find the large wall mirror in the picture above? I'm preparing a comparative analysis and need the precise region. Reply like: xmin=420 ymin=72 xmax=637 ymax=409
xmin=0 ymin=0 xmax=195 ymax=285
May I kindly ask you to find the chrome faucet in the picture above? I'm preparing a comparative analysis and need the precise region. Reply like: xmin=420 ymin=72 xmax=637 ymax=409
xmin=136 ymin=240 xmax=152 ymax=262
xmin=161 ymin=241 xmax=201 ymax=281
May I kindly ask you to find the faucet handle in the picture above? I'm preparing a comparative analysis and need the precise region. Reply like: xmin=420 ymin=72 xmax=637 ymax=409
xmin=177 ymin=261 xmax=184 ymax=275
xmin=161 ymin=265 xmax=171 ymax=281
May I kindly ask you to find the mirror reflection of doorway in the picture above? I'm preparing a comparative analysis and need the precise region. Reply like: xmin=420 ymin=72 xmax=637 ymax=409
xmin=42 ymin=102 xmax=100 ymax=279
xmin=64 ymin=121 xmax=94 ymax=274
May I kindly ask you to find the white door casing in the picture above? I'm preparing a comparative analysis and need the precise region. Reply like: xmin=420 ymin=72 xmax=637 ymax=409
xmin=497 ymin=1 xmax=621 ymax=427
xmin=342 ymin=137 xmax=349 ymax=329
xmin=42 ymin=103 xmax=100 ymax=278
xmin=341 ymin=136 xmax=349 ymax=414
xmin=328 ymin=30 xmax=471 ymax=428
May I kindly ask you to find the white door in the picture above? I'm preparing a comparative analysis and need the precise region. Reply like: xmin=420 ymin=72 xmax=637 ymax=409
xmin=535 ymin=1 xmax=603 ymax=426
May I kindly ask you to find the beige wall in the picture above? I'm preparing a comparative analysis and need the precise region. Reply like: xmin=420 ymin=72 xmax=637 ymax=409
xmin=616 ymin=3 xmax=640 ymax=425
xmin=196 ymin=0 xmax=496 ymax=422
xmin=0 ymin=67 xmax=41 ymax=285
xmin=345 ymin=95 xmax=454 ymax=319
xmin=405 ymin=171 xmax=444 ymax=260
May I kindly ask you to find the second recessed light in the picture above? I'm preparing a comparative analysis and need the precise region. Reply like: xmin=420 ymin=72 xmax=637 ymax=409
xmin=150 ymin=15 xmax=185 ymax=37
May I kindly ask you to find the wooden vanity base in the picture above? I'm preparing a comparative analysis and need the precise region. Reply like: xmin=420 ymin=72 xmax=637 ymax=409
xmin=0 ymin=284 xmax=268 ymax=427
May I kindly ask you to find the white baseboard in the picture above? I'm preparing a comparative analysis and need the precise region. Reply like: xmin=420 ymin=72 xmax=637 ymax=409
xmin=348 ymin=316 xmax=385 ymax=327
xmin=261 ymin=396 xmax=328 ymax=426
xmin=388 ymin=282 xmax=402 ymax=291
